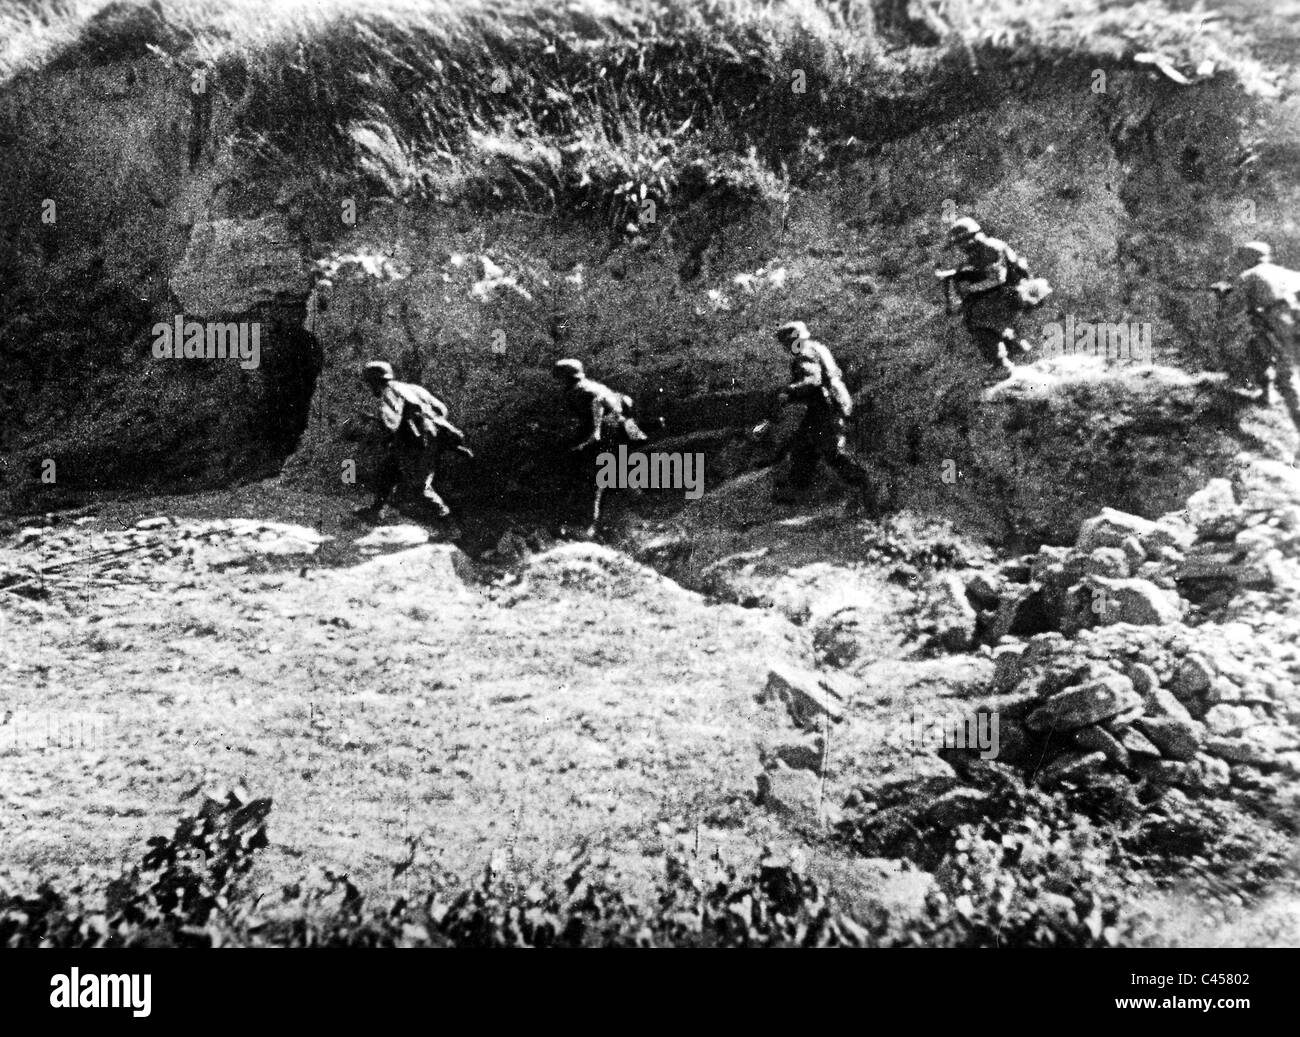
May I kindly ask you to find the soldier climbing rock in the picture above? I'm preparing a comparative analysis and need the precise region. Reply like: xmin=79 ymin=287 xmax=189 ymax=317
xmin=553 ymin=358 xmax=648 ymax=539
xmin=771 ymin=322 xmax=883 ymax=510
xmin=355 ymin=360 xmax=472 ymax=525
xmin=1214 ymin=241 xmax=1300 ymax=436
xmin=938 ymin=217 xmax=1048 ymax=371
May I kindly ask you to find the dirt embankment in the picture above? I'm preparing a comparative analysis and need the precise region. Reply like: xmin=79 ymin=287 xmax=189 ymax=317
xmin=2 ymin=7 xmax=1297 ymax=532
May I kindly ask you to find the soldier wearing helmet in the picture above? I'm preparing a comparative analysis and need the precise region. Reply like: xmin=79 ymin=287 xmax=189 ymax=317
xmin=356 ymin=360 xmax=471 ymax=525
xmin=940 ymin=216 xmax=1035 ymax=370
xmin=1217 ymin=241 xmax=1300 ymax=434
xmin=553 ymin=358 xmax=648 ymax=538
xmin=772 ymin=322 xmax=883 ymax=510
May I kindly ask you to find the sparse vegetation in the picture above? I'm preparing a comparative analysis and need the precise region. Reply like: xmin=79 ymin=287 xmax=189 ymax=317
xmin=2 ymin=0 xmax=1298 ymax=950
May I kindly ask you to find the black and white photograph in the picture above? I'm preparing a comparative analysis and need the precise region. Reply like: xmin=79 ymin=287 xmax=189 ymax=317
xmin=0 ymin=0 xmax=1297 ymax=979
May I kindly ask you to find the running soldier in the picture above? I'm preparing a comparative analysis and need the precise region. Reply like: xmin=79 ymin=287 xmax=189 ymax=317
xmin=1214 ymin=241 xmax=1300 ymax=435
xmin=771 ymin=321 xmax=881 ymax=509
xmin=938 ymin=217 xmax=1045 ymax=370
xmin=356 ymin=360 xmax=471 ymax=524
xmin=553 ymin=358 xmax=648 ymax=538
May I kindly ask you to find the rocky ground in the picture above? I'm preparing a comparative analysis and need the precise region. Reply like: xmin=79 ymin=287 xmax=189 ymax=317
xmin=4 ymin=439 xmax=1300 ymax=941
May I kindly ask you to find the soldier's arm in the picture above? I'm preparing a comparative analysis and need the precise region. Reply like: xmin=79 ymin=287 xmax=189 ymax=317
xmin=783 ymin=356 xmax=822 ymax=402
xmin=570 ymin=394 xmax=603 ymax=449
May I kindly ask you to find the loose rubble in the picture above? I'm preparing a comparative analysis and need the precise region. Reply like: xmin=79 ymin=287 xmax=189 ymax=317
xmin=1 ymin=516 xmax=328 ymax=598
xmin=943 ymin=455 xmax=1300 ymax=794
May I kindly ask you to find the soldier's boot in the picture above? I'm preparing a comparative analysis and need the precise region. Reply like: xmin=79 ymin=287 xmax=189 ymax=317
xmin=1002 ymin=328 xmax=1032 ymax=359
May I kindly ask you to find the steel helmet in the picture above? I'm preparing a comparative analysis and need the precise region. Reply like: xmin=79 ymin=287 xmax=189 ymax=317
xmin=1235 ymin=241 xmax=1272 ymax=265
xmin=947 ymin=216 xmax=981 ymax=245
xmin=775 ymin=321 xmax=811 ymax=344
xmin=553 ymin=358 xmax=585 ymax=380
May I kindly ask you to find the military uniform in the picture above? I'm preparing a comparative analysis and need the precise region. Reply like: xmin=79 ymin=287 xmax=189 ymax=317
xmin=561 ymin=371 xmax=648 ymax=531
xmin=371 ymin=378 xmax=458 ymax=520
xmin=1235 ymin=260 xmax=1300 ymax=430
xmin=780 ymin=336 xmax=876 ymax=496
xmin=954 ymin=234 xmax=1030 ymax=366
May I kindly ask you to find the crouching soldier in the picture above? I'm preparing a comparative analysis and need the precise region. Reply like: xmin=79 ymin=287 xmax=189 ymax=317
xmin=552 ymin=358 xmax=648 ymax=539
xmin=356 ymin=360 xmax=472 ymax=524
xmin=771 ymin=321 xmax=883 ymax=510
xmin=1214 ymin=241 xmax=1300 ymax=435
xmin=938 ymin=217 xmax=1047 ymax=370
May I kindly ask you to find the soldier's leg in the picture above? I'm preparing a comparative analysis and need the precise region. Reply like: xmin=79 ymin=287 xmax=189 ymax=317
xmin=418 ymin=468 xmax=452 ymax=520
xmin=1246 ymin=329 xmax=1276 ymax=402
xmin=370 ymin=447 xmax=401 ymax=510
xmin=820 ymin=418 xmax=886 ymax=511
xmin=567 ymin=443 xmax=602 ymax=535
xmin=1273 ymin=324 xmax=1300 ymax=440
xmin=786 ymin=420 xmax=820 ymax=491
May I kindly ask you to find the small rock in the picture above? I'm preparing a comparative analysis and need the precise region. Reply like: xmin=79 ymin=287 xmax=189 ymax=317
xmin=1030 ymin=546 xmax=1072 ymax=583
xmin=989 ymin=584 xmax=1052 ymax=642
xmin=1023 ymin=632 xmax=1068 ymax=665
xmin=762 ymin=733 xmax=826 ymax=773
xmin=756 ymin=762 xmax=824 ymax=819
xmin=922 ymin=573 xmax=979 ymax=651
xmin=1037 ymin=750 xmax=1108 ymax=785
xmin=1026 ymin=673 xmax=1141 ymax=733
xmin=1204 ymin=678 xmax=1243 ymax=705
xmin=1141 ymin=518 xmax=1195 ymax=555
xmin=965 ymin=690 xmax=1042 ymax=721
xmin=1203 ymin=703 xmax=1255 ymax=737
xmin=1119 ymin=535 xmax=1147 ymax=570
xmin=761 ymin=663 xmax=845 ymax=730
xmin=1126 ymin=662 xmax=1159 ymax=697
xmin=1204 ymin=735 xmax=1273 ymax=766
xmin=990 ymin=644 xmax=1027 ymax=693
xmin=1173 ymin=655 xmax=1214 ymax=700
xmin=925 ymin=787 xmax=992 ymax=827
xmin=1116 ymin=725 xmax=1163 ymax=758
xmin=965 ymin=571 xmax=1003 ymax=608
xmin=1197 ymin=753 xmax=1231 ymax=792
xmin=997 ymin=558 xmax=1032 ymax=583
xmin=1135 ymin=716 xmax=1205 ymax=761
xmin=1186 ymin=479 xmax=1240 ymax=536
xmin=1071 ymin=724 xmax=1130 ymax=767
xmin=1085 ymin=547 xmax=1129 ymax=579
xmin=1144 ymin=687 xmax=1194 ymax=722
xmin=1076 ymin=508 xmax=1157 ymax=552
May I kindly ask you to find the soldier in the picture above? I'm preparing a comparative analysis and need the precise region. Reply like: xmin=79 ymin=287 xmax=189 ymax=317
xmin=356 ymin=360 xmax=471 ymax=524
xmin=771 ymin=322 xmax=882 ymax=509
xmin=552 ymin=358 xmax=648 ymax=538
xmin=938 ymin=216 xmax=1037 ymax=370
xmin=1215 ymin=241 xmax=1300 ymax=433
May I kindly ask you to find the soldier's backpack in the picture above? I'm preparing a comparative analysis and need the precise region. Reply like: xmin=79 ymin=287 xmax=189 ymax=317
xmin=1004 ymin=249 xmax=1053 ymax=310
xmin=808 ymin=342 xmax=854 ymax=418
